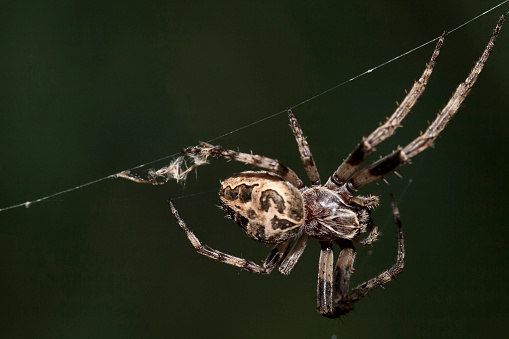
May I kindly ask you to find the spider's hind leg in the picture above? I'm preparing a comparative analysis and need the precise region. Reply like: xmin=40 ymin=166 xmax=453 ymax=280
xmin=183 ymin=145 xmax=304 ymax=188
xmin=169 ymin=199 xmax=288 ymax=274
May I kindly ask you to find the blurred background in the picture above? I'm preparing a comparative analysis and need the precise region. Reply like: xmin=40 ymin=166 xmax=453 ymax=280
xmin=1 ymin=1 xmax=508 ymax=338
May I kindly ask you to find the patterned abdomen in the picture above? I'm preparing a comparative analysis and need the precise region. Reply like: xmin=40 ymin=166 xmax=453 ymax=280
xmin=219 ymin=171 xmax=304 ymax=244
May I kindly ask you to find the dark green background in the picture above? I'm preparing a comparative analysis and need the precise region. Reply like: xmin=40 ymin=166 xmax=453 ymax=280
xmin=2 ymin=1 xmax=508 ymax=338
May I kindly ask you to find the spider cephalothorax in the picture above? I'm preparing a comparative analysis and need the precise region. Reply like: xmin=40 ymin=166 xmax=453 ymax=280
xmin=122 ymin=16 xmax=505 ymax=318
xmin=301 ymin=187 xmax=376 ymax=241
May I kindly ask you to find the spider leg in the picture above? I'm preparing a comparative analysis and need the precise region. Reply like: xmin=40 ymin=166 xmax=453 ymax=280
xmin=278 ymin=233 xmax=309 ymax=275
xmin=263 ymin=240 xmax=292 ymax=272
xmin=341 ymin=15 xmax=505 ymax=192
xmin=317 ymin=239 xmax=358 ymax=318
xmin=326 ymin=32 xmax=446 ymax=191
xmin=317 ymin=241 xmax=335 ymax=316
xmin=184 ymin=145 xmax=304 ymax=189
xmin=332 ymin=240 xmax=356 ymax=316
xmin=287 ymin=109 xmax=321 ymax=186
xmin=169 ymin=199 xmax=284 ymax=274
xmin=317 ymin=196 xmax=403 ymax=318
xmin=337 ymin=196 xmax=405 ymax=312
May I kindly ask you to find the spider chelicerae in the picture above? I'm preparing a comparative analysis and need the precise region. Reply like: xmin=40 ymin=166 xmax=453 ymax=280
xmin=120 ymin=16 xmax=504 ymax=318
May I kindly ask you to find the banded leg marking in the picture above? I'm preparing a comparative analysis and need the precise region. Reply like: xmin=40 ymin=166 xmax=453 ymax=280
xmin=183 ymin=145 xmax=304 ymax=188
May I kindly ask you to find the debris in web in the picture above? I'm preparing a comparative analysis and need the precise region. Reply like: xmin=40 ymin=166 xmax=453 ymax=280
xmin=116 ymin=149 xmax=210 ymax=185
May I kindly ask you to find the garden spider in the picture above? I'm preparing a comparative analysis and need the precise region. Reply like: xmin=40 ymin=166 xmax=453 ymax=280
xmin=123 ymin=15 xmax=505 ymax=318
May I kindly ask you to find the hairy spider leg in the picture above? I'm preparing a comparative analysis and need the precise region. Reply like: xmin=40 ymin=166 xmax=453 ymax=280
xmin=338 ymin=196 xmax=405 ymax=312
xmin=287 ymin=108 xmax=321 ymax=186
xmin=318 ymin=195 xmax=405 ymax=318
xmin=326 ymin=33 xmax=447 ymax=191
xmin=278 ymin=233 xmax=309 ymax=275
xmin=183 ymin=145 xmax=304 ymax=189
xmin=333 ymin=241 xmax=356 ymax=308
xmin=317 ymin=241 xmax=335 ymax=316
xmin=345 ymin=14 xmax=505 ymax=192
xmin=168 ymin=199 xmax=290 ymax=274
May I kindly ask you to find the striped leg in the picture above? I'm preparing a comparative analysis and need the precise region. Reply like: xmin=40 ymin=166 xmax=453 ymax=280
xmin=317 ymin=240 xmax=357 ymax=318
xmin=318 ymin=196 xmax=405 ymax=318
xmin=317 ymin=241 xmax=335 ymax=316
xmin=326 ymin=32 xmax=446 ymax=190
xmin=344 ymin=14 xmax=505 ymax=192
xmin=183 ymin=145 xmax=304 ymax=189
xmin=278 ymin=233 xmax=309 ymax=275
xmin=169 ymin=199 xmax=285 ymax=274
xmin=287 ymin=109 xmax=321 ymax=186
xmin=332 ymin=241 xmax=356 ymax=315
xmin=337 ymin=196 xmax=405 ymax=312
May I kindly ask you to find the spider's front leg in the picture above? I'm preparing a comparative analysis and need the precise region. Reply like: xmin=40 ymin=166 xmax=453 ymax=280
xmin=325 ymin=32 xmax=446 ymax=191
xmin=168 ymin=199 xmax=288 ymax=274
xmin=342 ymin=15 xmax=505 ymax=193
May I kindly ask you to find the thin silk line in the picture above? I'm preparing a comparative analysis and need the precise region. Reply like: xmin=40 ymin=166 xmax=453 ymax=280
xmin=1 ymin=2 xmax=507 ymax=212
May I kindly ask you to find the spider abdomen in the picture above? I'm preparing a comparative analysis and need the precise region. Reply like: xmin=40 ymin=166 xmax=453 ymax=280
xmin=302 ymin=187 xmax=361 ymax=241
xmin=219 ymin=171 xmax=304 ymax=244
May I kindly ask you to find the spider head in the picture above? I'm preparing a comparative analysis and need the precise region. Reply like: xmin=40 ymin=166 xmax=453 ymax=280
xmin=219 ymin=171 xmax=304 ymax=244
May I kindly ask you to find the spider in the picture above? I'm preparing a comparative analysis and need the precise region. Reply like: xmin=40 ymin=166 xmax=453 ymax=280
xmin=121 ymin=15 xmax=505 ymax=318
